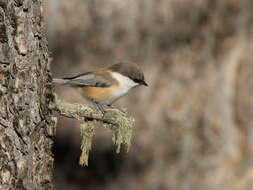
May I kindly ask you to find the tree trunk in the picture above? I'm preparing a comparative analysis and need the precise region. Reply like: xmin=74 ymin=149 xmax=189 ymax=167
xmin=0 ymin=0 xmax=56 ymax=189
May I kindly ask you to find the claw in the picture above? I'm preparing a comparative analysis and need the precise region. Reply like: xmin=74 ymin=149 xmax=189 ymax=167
xmin=107 ymin=104 xmax=126 ymax=113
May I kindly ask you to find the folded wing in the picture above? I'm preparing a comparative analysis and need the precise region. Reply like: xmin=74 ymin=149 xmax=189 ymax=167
xmin=53 ymin=72 xmax=111 ymax=87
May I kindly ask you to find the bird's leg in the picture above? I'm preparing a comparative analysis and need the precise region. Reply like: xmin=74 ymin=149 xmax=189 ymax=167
xmin=92 ymin=101 xmax=106 ymax=116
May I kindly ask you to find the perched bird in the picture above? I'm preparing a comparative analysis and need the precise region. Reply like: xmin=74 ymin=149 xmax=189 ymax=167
xmin=53 ymin=62 xmax=148 ymax=114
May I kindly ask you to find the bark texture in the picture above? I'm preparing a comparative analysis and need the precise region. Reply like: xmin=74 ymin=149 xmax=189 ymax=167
xmin=0 ymin=0 xmax=55 ymax=189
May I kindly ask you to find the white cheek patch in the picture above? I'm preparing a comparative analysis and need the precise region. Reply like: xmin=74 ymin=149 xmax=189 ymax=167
xmin=110 ymin=72 xmax=139 ymax=102
xmin=111 ymin=72 xmax=138 ymax=88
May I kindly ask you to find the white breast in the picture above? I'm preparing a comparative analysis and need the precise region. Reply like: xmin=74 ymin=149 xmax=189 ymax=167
xmin=107 ymin=72 xmax=138 ymax=104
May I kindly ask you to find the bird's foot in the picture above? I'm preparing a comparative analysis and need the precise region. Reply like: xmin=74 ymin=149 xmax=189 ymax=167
xmin=92 ymin=101 xmax=127 ymax=117
xmin=92 ymin=102 xmax=106 ymax=117
xmin=106 ymin=104 xmax=127 ymax=114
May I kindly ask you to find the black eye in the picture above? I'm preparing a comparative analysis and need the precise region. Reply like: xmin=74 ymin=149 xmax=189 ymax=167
xmin=133 ymin=79 xmax=142 ymax=84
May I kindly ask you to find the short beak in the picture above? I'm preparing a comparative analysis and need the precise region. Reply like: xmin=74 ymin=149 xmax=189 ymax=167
xmin=142 ymin=81 xmax=148 ymax=86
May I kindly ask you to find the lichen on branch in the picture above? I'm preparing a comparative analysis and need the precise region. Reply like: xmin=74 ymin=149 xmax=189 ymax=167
xmin=79 ymin=121 xmax=95 ymax=166
xmin=53 ymin=97 xmax=135 ymax=166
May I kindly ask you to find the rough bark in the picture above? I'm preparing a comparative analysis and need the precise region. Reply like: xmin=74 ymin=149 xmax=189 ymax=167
xmin=0 ymin=0 xmax=56 ymax=189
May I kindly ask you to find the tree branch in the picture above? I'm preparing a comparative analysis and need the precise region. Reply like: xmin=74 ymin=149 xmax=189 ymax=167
xmin=52 ymin=96 xmax=135 ymax=166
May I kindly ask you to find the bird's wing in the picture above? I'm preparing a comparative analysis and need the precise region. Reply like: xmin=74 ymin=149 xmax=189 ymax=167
xmin=63 ymin=72 xmax=112 ymax=87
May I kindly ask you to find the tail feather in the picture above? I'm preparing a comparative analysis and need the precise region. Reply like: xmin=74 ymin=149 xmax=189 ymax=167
xmin=53 ymin=78 xmax=69 ymax=85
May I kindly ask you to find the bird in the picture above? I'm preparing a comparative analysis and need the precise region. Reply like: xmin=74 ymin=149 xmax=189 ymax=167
xmin=53 ymin=62 xmax=148 ymax=114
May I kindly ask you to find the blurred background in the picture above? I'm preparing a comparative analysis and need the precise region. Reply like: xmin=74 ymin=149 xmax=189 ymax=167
xmin=45 ymin=0 xmax=253 ymax=189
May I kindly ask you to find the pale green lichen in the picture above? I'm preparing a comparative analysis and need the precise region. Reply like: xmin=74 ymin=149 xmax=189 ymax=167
xmin=106 ymin=110 xmax=135 ymax=153
xmin=79 ymin=121 xmax=95 ymax=166
xmin=54 ymin=97 xmax=135 ymax=167
xmin=79 ymin=109 xmax=134 ymax=166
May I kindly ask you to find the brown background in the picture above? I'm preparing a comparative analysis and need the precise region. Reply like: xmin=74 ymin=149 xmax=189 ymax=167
xmin=45 ymin=0 xmax=253 ymax=189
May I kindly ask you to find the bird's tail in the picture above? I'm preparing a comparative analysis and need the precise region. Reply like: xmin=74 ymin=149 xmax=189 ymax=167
xmin=53 ymin=78 xmax=70 ymax=85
